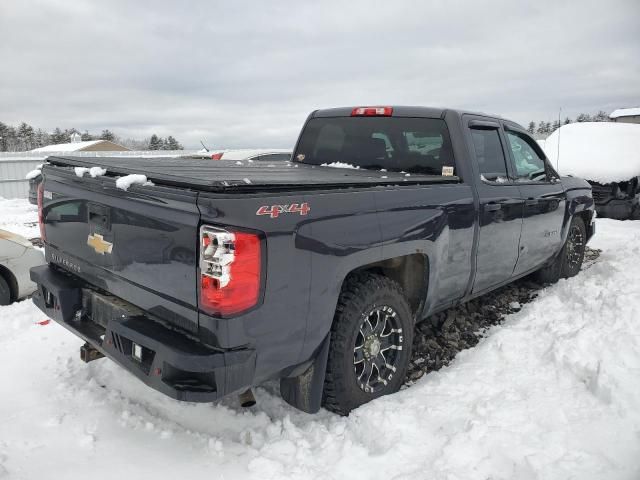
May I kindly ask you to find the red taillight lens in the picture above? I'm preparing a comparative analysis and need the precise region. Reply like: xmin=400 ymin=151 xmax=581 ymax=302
xmin=199 ymin=226 xmax=261 ymax=316
xmin=211 ymin=152 xmax=223 ymax=160
xmin=351 ymin=106 xmax=393 ymax=117
xmin=37 ymin=182 xmax=46 ymax=241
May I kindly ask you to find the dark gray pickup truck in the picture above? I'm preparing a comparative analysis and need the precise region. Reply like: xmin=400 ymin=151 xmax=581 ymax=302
xmin=31 ymin=106 xmax=595 ymax=415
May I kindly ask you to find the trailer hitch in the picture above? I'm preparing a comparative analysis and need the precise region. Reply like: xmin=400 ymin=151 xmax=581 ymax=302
xmin=80 ymin=342 xmax=104 ymax=363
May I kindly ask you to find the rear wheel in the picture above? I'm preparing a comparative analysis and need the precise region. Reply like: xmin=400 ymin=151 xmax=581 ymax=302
xmin=536 ymin=216 xmax=586 ymax=283
xmin=323 ymin=273 xmax=413 ymax=415
xmin=0 ymin=276 xmax=11 ymax=306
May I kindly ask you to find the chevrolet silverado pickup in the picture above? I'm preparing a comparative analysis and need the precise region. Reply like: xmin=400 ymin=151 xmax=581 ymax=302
xmin=31 ymin=106 xmax=595 ymax=415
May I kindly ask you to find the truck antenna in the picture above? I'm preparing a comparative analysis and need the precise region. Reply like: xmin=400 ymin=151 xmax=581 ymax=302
xmin=200 ymin=140 xmax=210 ymax=152
xmin=556 ymin=107 xmax=562 ymax=171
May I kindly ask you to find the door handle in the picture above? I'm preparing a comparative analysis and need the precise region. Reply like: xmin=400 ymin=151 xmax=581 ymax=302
xmin=485 ymin=203 xmax=502 ymax=212
xmin=525 ymin=198 xmax=539 ymax=206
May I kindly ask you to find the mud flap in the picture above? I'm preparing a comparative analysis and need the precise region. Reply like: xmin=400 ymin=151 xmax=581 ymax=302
xmin=280 ymin=334 xmax=330 ymax=414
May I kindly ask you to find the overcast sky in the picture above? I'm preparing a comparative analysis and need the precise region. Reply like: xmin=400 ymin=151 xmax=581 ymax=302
xmin=1 ymin=0 xmax=638 ymax=149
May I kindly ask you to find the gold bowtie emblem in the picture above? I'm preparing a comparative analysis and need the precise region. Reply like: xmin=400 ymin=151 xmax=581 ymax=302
xmin=87 ymin=233 xmax=113 ymax=255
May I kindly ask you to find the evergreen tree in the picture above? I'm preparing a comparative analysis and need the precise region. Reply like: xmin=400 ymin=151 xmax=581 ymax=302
xmin=593 ymin=110 xmax=609 ymax=122
xmin=5 ymin=126 xmax=18 ymax=151
xmin=61 ymin=129 xmax=73 ymax=143
xmin=148 ymin=134 xmax=162 ymax=150
xmin=100 ymin=129 xmax=115 ymax=141
xmin=17 ymin=122 xmax=35 ymax=150
xmin=576 ymin=113 xmax=591 ymax=122
xmin=0 ymin=122 xmax=9 ymax=151
xmin=527 ymin=121 xmax=536 ymax=134
xmin=50 ymin=127 xmax=65 ymax=144
xmin=165 ymin=136 xmax=182 ymax=150
xmin=34 ymin=129 xmax=49 ymax=148
xmin=551 ymin=120 xmax=560 ymax=132
xmin=563 ymin=117 xmax=572 ymax=125
xmin=81 ymin=130 xmax=93 ymax=141
xmin=536 ymin=121 xmax=548 ymax=134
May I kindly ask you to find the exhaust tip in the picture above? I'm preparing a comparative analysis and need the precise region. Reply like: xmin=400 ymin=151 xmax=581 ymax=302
xmin=238 ymin=388 xmax=256 ymax=408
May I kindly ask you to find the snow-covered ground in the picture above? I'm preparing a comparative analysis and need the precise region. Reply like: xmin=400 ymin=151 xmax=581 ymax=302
xmin=0 ymin=198 xmax=39 ymax=239
xmin=0 ymin=197 xmax=639 ymax=480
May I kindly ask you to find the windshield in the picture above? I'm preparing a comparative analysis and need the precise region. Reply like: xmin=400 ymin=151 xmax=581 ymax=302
xmin=294 ymin=117 xmax=456 ymax=176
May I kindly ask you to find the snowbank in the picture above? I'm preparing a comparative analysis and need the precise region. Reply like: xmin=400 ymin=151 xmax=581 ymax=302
xmin=0 ymin=198 xmax=639 ymax=480
xmin=115 ymin=174 xmax=150 ymax=191
xmin=545 ymin=122 xmax=640 ymax=183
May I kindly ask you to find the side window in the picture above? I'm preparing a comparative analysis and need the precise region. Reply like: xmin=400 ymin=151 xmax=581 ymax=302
xmin=506 ymin=131 xmax=547 ymax=182
xmin=470 ymin=128 xmax=509 ymax=183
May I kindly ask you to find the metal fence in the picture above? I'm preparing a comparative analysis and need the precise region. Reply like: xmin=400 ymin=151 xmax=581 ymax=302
xmin=0 ymin=151 xmax=198 ymax=199
xmin=0 ymin=155 xmax=47 ymax=199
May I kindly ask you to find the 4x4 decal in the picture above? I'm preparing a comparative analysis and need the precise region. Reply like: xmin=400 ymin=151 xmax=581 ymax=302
xmin=256 ymin=203 xmax=310 ymax=218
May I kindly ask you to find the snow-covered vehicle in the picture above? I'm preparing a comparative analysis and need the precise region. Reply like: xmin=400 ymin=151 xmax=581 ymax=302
xmin=0 ymin=229 xmax=45 ymax=305
xmin=545 ymin=122 xmax=640 ymax=219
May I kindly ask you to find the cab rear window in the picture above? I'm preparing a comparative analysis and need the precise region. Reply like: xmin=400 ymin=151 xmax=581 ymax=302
xmin=294 ymin=117 xmax=455 ymax=176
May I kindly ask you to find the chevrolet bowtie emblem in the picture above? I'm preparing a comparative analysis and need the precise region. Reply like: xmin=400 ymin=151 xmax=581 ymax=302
xmin=87 ymin=233 xmax=113 ymax=255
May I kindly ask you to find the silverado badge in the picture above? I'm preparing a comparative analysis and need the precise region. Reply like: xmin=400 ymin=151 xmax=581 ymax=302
xmin=87 ymin=233 xmax=113 ymax=255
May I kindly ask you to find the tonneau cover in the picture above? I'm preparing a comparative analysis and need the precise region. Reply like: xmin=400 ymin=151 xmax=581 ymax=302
xmin=46 ymin=156 xmax=459 ymax=192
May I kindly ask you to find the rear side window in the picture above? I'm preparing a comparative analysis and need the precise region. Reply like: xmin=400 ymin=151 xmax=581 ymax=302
xmin=294 ymin=117 xmax=455 ymax=175
xmin=471 ymin=129 xmax=509 ymax=183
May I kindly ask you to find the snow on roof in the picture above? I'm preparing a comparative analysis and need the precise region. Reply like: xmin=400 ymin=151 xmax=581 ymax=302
xmin=609 ymin=107 xmax=640 ymax=119
xmin=544 ymin=122 xmax=640 ymax=184
xmin=31 ymin=140 xmax=105 ymax=152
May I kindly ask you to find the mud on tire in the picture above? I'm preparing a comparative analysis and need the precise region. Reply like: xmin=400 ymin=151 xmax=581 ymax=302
xmin=322 ymin=272 xmax=414 ymax=415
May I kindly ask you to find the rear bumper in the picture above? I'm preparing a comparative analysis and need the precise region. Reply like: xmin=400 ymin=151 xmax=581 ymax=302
xmin=30 ymin=264 xmax=256 ymax=402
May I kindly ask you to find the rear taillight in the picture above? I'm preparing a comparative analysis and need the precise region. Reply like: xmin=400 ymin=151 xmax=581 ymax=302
xmin=211 ymin=152 xmax=224 ymax=160
xmin=37 ymin=182 xmax=46 ymax=242
xmin=199 ymin=226 xmax=261 ymax=316
xmin=351 ymin=106 xmax=393 ymax=117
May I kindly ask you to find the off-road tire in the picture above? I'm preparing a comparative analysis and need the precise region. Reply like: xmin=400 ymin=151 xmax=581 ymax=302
xmin=536 ymin=216 xmax=587 ymax=283
xmin=322 ymin=273 xmax=413 ymax=415
xmin=0 ymin=275 xmax=11 ymax=306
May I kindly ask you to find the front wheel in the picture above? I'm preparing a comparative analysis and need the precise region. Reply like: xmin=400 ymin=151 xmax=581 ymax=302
xmin=322 ymin=273 xmax=413 ymax=415
xmin=536 ymin=216 xmax=586 ymax=283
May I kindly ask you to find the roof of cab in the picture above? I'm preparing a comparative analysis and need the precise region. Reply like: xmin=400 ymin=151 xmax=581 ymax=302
xmin=312 ymin=106 xmax=446 ymax=118
xmin=310 ymin=106 xmax=525 ymax=130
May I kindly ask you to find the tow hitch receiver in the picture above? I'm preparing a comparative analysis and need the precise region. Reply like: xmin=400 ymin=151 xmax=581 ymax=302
xmin=80 ymin=342 xmax=104 ymax=363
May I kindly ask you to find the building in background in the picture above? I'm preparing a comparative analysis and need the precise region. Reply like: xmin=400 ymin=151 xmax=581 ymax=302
xmin=609 ymin=108 xmax=640 ymax=124
xmin=30 ymin=139 xmax=129 ymax=153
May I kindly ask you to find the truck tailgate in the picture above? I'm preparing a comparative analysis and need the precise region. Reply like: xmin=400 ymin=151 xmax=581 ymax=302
xmin=41 ymin=165 xmax=200 ymax=333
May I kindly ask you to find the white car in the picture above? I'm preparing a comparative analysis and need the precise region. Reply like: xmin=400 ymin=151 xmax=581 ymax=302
xmin=0 ymin=229 xmax=45 ymax=305
xmin=188 ymin=149 xmax=292 ymax=162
